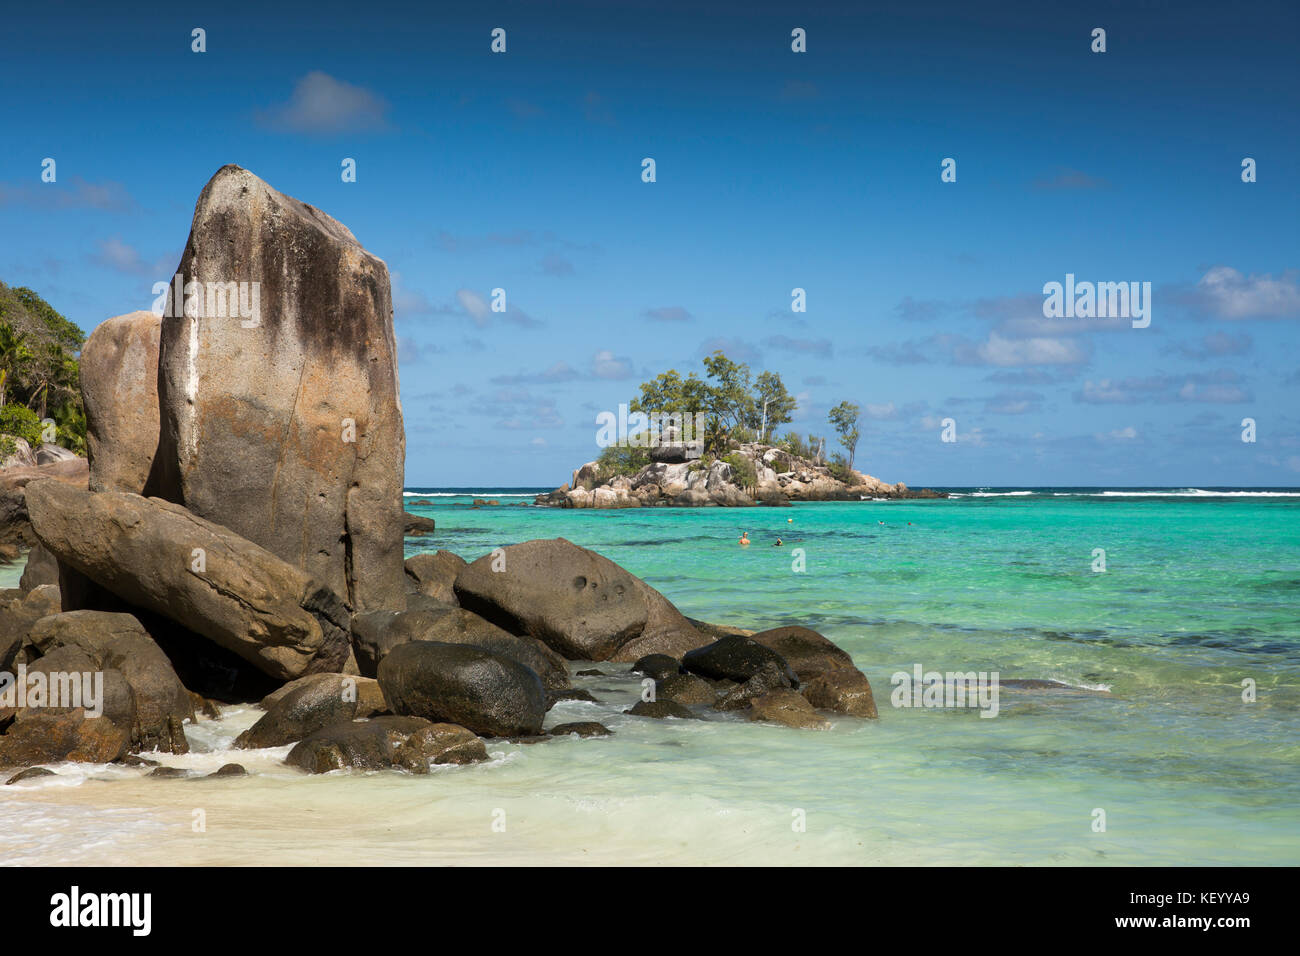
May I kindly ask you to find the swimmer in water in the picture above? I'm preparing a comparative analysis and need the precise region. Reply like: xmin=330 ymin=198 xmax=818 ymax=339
xmin=739 ymin=532 xmax=750 ymax=546
xmin=773 ymin=537 xmax=783 ymax=547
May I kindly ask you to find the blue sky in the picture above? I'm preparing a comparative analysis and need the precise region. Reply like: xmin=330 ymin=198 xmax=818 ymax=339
xmin=2 ymin=0 xmax=1297 ymax=487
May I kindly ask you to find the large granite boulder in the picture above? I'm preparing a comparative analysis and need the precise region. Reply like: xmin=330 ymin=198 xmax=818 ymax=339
xmin=377 ymin=641 xmax=546 ymax=738
xmin=453 ymin=538 xmax=708 ymax=662
xmin=25 ymin=480 xmax=350 ymax=680
xmin=81 ymin=310 xmax=161 ymax=494
xmin=351 ymin=603 xmax=568 ymax=690
xmin=25 ymin=611 xmax=194 ymax=753
xmin=151 ymin=164 xmax=405 ymax=614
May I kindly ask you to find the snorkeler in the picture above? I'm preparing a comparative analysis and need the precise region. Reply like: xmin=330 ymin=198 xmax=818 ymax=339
xmin=773 ymin=537 xmax=783 ymax=547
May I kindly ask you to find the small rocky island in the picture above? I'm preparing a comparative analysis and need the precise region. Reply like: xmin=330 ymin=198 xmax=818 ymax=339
xmin=0 ymin=165 xmax=880 ymax=780
xmin=538 ymin=438 xmax=948 ymax=508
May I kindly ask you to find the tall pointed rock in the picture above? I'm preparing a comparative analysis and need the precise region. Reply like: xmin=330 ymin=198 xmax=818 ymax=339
xmin=154 ymin=165 xmax=405 ymax=612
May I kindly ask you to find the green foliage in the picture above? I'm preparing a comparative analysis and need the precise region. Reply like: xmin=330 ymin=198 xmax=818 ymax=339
xmin=827 ymin=453 xmax=854 ymax=484
xmin=723 ymin=452 xmax=757 ymax=490
xmin=0 ymin=435 xmax=15 ymax=460
xmin=0 ymin=283 xmax=86 ymax=456
xmin=828 ymin=400 xmax=861 ymax=472
xmin=595 ymin=444 xmax=650 ymax=481
xmin=745 ymin=370 xmax=796 ymax=441
xmin=0 ymin=402 xmax=45 ymax=446
xmin=627 ymin=351 xmax=806 ymax=456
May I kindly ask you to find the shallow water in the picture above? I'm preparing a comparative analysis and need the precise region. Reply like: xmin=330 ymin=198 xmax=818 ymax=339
xmin=3 ymin=490 xmax=1298 ymax=865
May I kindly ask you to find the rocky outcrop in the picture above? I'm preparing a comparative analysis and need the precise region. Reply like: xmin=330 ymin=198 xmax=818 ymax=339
xmin=285 ymin=716 xmax=487 ymax=773
xmin=747 ymin=688 xmax=831 ymax=730
xmin=377 ymin=641 xmax=547 ymax=738
xmin=152 ymin=165 xmax=405 ymax=613
xmin=81 ymin=310 xmax=161 ymax=494
xmin=453 ymin=538 xmax=709 ymax=662
xmin=24 ymin=611 xmax=195 ymax=753
xmin=25 ymin=480 xmax=350 ymax=680
xmin=750 ymin=625 xmax=877 ymax=718
xmin=539 ymin=441 xmax=947 ymax=507
xmin=0 ymin=455 xmax=88 ymax=549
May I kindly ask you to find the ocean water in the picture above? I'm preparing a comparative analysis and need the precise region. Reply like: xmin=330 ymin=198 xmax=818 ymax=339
xmin=2 ymin=488 xmax=1298 ymax=865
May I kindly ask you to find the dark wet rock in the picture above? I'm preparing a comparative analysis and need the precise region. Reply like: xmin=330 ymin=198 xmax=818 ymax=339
xmin=549 ymin=722 xmax=612 ymax=737
xmin=801 ymin=669 xmax=878 ymax=718
xmin=747 ymin=688 xmax=831 ymax=730
xmin=147 ymin=766 xmax=189 ymax=779
xmin=683 ymin=635 xmax=798 ymax=686
xmin=656 ymin=672 xmax=717 ymax=707
xmin=118 ymin=754 xmax=159 ymax=767
xmin=235 ymin=673 xmax=388 ymax=749
xmin=207 ymin=763 xmax=248 ymax=777
xmin=748 ymin=625 xmax=854 ymax=681
xmin=549 ymin=688 xmax=599 ymax=705
xmin=404 ymin=550 xmax=464 ymax=603
xmin=285 ymin=716 xmax=487 ymax=773
xmin=378 ymin=641 xmax=546 ymax=738
xmin=26 ymin=480 xmax=352 ymax=680
xmin=404 ymin=513 xmax=437 ymax=536
xmin=188 ymin=692 xmax=222 ymax=720
xmin=5 ymin=767 xmax=56 ymax=784
xmin=625 ymin=699 xmax=698 ymax=720
xmin=152 ymin=165 xmax=406 ymax=614
xmin=575 ymin=668 xmax=605 ymax=677
xmin=630 ymin=654 xmax=681 ymax=681
xmin=714 ymin=660 xmax=797 ymax=711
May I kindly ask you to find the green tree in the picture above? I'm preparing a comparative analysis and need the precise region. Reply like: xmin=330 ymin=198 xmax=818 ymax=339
xmin=748 ymin=370 xmax=796 ymax=442
xmin=0 ymin=322 xmax=32 ymax=409
xmin=828 ymin=401 xmax=861 ymax=472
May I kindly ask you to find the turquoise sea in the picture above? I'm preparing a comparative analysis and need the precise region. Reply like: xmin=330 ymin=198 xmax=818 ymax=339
xmin=3 ymin=487 xmax=1298 ymax=865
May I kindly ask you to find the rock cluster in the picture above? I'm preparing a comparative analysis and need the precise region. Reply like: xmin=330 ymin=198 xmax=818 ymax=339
xmin=0 ymin=165 xmax=882 ymax=782
xmin=538 ymin=441 xmax=947 ymax=508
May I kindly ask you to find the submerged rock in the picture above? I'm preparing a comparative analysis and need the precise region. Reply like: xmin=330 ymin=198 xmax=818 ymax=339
xmin=747 ymin=688 xmax=831 ymax=730
xmin=548 ymin=722 xmax=612 ymax=737
xmin=285 ymin=716 xmax=487 ymax=773
xmin=625 ymin=699 xmax=698 ymax=720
